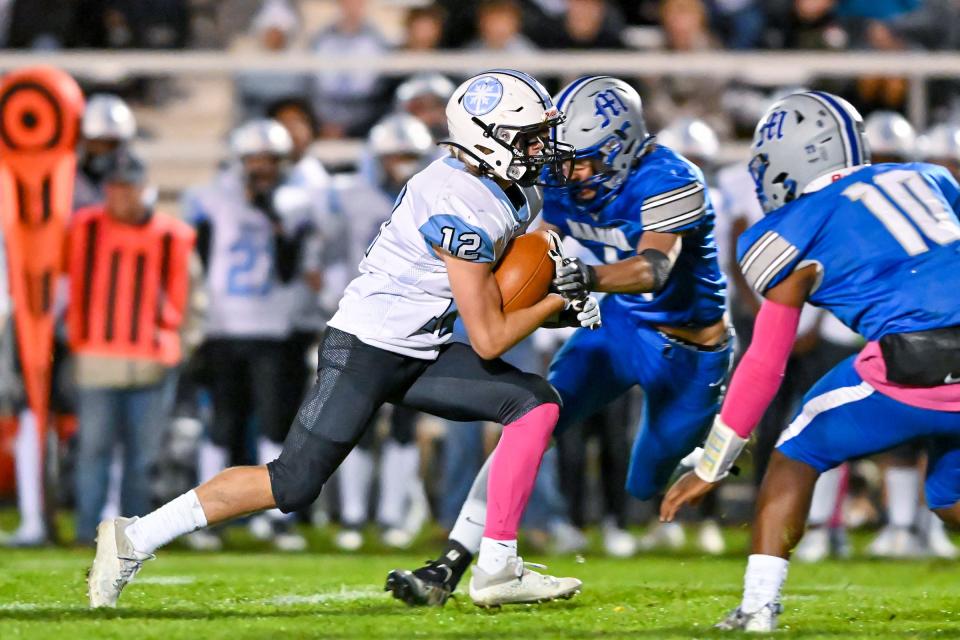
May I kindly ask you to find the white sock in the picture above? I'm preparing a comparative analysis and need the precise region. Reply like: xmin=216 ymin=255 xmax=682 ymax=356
xmin=886 ymin=466 xmax=919 ymax=528
xmin=377 ymin=440 xmax=419 ymax=529
xmin=742 ymin=554 xmax=789 ymax=612
xmin=198 ymin=440 xmax=227 ymax=485
xmin=125 ymin=490 xmax=208 ymax=554
xmin=448 ymin=454 xmax=492 ymax=555
xmin=477 ymin=536 xmax=517 ymax=575
xmin=258 ymin=438 xmax=290 ymax=522
xmin=101 ymin=447 xmax=123 ymax=521
xmin=14 ymin=410 xmax=44 ymax=536
xmin=338 ymin=448 xmax=374 ymax=526
xmin=807 ymin=467 xmax=843 ymax=526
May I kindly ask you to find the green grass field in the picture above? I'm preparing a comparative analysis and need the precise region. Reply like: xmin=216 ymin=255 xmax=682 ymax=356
xmin=1 ymin=527 xmax=959 ymax=639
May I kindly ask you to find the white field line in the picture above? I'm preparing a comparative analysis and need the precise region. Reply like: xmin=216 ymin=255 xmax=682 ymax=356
xmin=264 ymin=587 xmax=385 ymax=606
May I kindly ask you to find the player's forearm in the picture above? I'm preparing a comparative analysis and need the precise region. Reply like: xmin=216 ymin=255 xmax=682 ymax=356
xmin=719 ymin=300 xmax=801 ymax=437
xmin=469 ymin=294 xmax=565 ymax=360
xmin=592 ymin=255 xmax=662 ymax=294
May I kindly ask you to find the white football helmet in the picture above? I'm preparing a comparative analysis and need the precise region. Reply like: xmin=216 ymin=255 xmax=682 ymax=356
xmin=395 ymin=73 xmax=456 ymax=109
xmin=864 ymin=110 xmax=916 ymax=160
xmin=365 ymin=113 xmax=434 ymax=191
xmin=918 ymin=123 xmax=960 ymax=162
xmin=445 ymin=69 xmax=572 ymax=186
xmin=657 ymin=117 xmax=719 ymax=164
xmin=369 ymin=113 xmax=433 ymax=158
xmin=229 ymin=118 xmax=293 ymax=159
xmin=82 ymin=94 xmax=136 ymax=141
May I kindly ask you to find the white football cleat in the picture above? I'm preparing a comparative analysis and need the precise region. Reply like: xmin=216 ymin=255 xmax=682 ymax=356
xmin=793 ymin=527 xmax=830 ymax=563
xmin=925 ymin=519 xmax=959 ymax=559
xmin=335 ymin=528 xmax=364 ymax=551
xmin=381 ymin=527 xmax=415 ymax=549
xmin=247 ymin=514 xmax=274 ymax=541
xmin=867 ymin=525 xmax=923 ymax=558
xmin=715 ymin=602 xmax=782 ymax=632
xmin=87 ymin=517 xmax=153 ymax=608
xmin=697 ymin=520 xmax=726 ymax=555
xmin=550 ymin=521 xmax=588 ymax=555
xmin=468 ymin=557 xmax=581 ymax=607
xmin=638 ymin=522 xmax=686 ymax=551
xmin=601 ymin=518 xmax=637 ymax=558
xmin=184 ymin=529 xmax=222 ymax=551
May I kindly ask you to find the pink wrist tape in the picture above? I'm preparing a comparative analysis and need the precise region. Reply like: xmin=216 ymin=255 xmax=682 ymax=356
xmin=720 ymin=300 xmax=801 ymax=438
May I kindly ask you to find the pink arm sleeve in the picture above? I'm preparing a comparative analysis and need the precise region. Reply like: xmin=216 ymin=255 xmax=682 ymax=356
xmin=719 ymin=299 xmax=802 ymax=438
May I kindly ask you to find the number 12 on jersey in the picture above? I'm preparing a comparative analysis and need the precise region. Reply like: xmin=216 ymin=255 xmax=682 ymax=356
xmin=844 ymin=169 xmax=960 ymax=256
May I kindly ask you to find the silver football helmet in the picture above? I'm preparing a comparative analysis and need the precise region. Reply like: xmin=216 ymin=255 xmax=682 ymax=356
xmin=229 ymin=118 xmax=293 ymax=159
xmin=864 ymin=110 xmax=916 ymax=160
xmin=918 ymin=123 xmax=960 ymax=162
xmin=82 ymin=94 xmax=136 ymax=141
xmin=750 ymin=91 xmax=869 ymax=214
xmin=365 ymin=113 xmax=434 ymax=191
xmin=657 ymin=117 xmax=719 ymax=164
xmin=551 ymin=76 xmax=652 ymax=212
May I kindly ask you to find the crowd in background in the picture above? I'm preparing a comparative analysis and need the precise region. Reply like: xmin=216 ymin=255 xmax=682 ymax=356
xmin=1 ymin=0 xmax=960 ymax=561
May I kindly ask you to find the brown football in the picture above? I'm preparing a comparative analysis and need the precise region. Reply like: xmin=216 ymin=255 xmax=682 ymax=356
xmin=494 ymin=229 xmax=556 ymax=312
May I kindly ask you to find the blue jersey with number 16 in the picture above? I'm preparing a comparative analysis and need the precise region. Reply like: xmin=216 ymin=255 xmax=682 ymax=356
xmin=738 ymin=162 xmax=960 ymax=341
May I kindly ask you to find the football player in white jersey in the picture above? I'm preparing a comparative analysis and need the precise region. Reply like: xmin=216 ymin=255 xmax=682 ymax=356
xmin=180 ymin=119 xmax=317 ymax=552
xmin=330 ymin=112 xmax=436 ymax=551
xmin=88 ymin=70 xmax=600 ymax=609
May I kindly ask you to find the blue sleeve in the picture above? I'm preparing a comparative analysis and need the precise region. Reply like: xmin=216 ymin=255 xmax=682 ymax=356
xmin=540 ymin=190 xmax=571 ymax=235
xmin=920 ymin=162 xmax=960 ymax=218
xmin=736 ymin=211 xmax=808 ymax=294
xmin=637 ymin=164 xmax=708 ymax=233
xmin=419 ymin=214 xmax=495 ymax=263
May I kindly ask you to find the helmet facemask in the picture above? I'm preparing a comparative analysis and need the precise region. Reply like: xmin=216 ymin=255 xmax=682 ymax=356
xmin=448 ymin=112 xmax=575 ymax=187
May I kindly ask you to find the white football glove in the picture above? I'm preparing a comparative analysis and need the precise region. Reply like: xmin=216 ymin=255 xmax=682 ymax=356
xmin=570 ymin=295 xmax=601 ymax=329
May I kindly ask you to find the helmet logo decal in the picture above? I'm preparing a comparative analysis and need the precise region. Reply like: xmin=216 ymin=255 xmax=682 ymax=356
xmin=462 ymin=77 xmax=503 ymax=116
xmin=757 ymin=110 xmax=788 ymax=145
xmin=593 ymin=89 xmax=628 ymax=128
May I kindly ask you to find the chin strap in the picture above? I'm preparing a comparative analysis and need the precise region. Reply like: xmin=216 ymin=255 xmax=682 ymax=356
xmin=694 ymin=415 xmax=748 ymax=483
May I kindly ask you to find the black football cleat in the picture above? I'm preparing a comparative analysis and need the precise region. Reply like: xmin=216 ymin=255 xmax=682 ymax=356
xmin=385 ymin=564 xmax=455 ymax=607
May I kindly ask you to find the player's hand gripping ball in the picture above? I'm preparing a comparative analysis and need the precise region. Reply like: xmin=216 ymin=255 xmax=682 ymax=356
xmin=494 ymin=229 xmax=560 ymax=312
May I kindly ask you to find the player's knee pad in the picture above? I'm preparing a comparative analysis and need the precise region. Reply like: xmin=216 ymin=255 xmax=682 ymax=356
xmin=499 ymin=375 xmax=562 ymax=425
xmin=267 ymin=431 xmax=353 ymax=513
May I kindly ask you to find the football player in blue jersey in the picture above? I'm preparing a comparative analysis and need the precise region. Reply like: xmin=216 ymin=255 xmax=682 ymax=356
xmin=661 ymin=91 xmax=960 ymax=632
xmin=386 ymin=75 xmax=733 ymax=607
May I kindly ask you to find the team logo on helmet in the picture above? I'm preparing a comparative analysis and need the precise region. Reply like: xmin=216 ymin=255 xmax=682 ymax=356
xmin=462 ymin=77 xmax=503 ymax=117
xmin=593 ymin=89 xmax=628 ymax=128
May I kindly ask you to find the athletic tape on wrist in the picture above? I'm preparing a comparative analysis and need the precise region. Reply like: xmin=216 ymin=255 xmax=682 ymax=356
xmin=695 ymin=415 xmax=747 ymax=483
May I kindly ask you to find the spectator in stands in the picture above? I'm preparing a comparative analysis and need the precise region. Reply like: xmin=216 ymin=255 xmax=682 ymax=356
xmin=74 ymin=94 xmax=137 ymax=210
xmin=467 ymin=0 xmax=536 ymax=52
xmin=3 ymin=0 xmax=73 ymax=48
xmin=68 ymin=150 xmax=196 ymax=545
xmin=234 ymin=0 xmax=310 ymax=122
xmin=773 ymin=0 xmax=850 ymax=50
xmin=835 ymin=0 xmax=920 ymax=20
xmin=660 ymin=0 xmax=717 ymax=51
xmin=882 ymin=0 xmax=960 ymax=51
xmin=310 ymin=0 xmax=389 ymax=139
xmin=540 ymin=0 xmax=627 ymax=49
xmin=404 ymin=4 xmax=446 ymax=51
xmin=643 ymin=0 xmax=729 ymax=134
xmin=706 ymin=0 xmax=765 ymax=49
